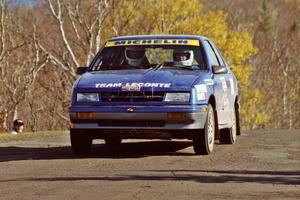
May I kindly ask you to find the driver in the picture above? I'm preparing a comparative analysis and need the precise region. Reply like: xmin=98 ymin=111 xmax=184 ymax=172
xmin=173 ymin=50 xmax=194 ymax=66
xmin=125 ymin=47 xmax=147 ymax=67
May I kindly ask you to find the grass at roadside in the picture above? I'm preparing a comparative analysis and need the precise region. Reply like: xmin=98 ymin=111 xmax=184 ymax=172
xmin=0 ymin=131 xmax=69 ymax=143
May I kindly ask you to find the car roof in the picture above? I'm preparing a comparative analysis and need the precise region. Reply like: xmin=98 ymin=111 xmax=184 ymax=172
xmin=108 ymin=35 xmax=207 ymax=42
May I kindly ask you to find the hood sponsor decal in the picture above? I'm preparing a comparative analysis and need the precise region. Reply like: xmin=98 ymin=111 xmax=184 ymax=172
xmin=122 ymin=83 xmax=141 ymax=91
xmin=229 ymin=78 xmax=235 ymax=95
xmin=204 ymin=79 xmax=214 ymax=86
xmin=95 ymin=82 xmax=171 ymax=91
xmin=195 ymin=84 xmax=208 ymax=101
xmin=219 ymin=77 xmax=227 ymax=92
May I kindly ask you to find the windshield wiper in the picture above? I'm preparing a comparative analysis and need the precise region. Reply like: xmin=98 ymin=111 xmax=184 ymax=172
xmin=152 ymin=63 xmax=163 ymax=71
xmin=177 ymin=65 xmax=196 ymax=70
xmin=163 ymin=65 xmax=197 ymax=71
xmin=156 ymin=64 xmax=164 ymax=71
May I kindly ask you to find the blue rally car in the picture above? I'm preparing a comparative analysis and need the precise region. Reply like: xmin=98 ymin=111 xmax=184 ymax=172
xmin=69 ymin=35 xmax=240 ymax=155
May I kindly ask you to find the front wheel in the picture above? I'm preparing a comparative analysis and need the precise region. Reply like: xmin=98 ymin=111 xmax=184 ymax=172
xmin=193 ymin=104 xmax=215 ymax=155
xmin=70 ymin=130 xmax=92 ymax=154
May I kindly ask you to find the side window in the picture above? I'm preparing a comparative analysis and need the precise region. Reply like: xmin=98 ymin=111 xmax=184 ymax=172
xmin=210 ymin=42 xmax=226 ymax=66
xmin=204 ymin=40 xmax=220 ymax=66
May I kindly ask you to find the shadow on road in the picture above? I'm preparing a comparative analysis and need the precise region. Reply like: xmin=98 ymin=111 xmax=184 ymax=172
xmin=0 ymin=140 xmax=194 ymax=162
xmin=1 ymin=170 xmax=299 ymax=186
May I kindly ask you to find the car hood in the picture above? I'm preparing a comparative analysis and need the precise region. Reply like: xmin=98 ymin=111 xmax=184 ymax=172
xmin=76 ymin=69 xmax=207 ymax=91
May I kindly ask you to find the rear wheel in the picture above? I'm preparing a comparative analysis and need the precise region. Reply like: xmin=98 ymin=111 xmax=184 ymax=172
xmin=220 ymin=110 xmax=237 ymax=144
xmin=193 ymin=104 xmax=215 ymax=155
xmin=235 ymin=102 xmax=241 ymax=135
xmin=70 ymin=130 xmax=92 ymax=154
xmin=104 ymin=138 xmax=122 ymax=145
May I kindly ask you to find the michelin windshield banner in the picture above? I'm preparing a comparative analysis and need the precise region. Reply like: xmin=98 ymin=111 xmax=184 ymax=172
xmin=105 ymin=39 xmax=200 ymax=47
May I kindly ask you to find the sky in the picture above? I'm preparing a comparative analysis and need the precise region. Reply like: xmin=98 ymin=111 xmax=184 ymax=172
xmin=9 ymin=0 xmax=39 ymax=6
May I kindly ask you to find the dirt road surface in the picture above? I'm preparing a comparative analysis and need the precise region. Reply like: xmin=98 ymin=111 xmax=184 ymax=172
xmin=0 ymin=129 xmax=299 ymax=200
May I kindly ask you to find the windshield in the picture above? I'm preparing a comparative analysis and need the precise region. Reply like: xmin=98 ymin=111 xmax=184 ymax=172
xmin=91 ymin=44 xmax=206 ymax=71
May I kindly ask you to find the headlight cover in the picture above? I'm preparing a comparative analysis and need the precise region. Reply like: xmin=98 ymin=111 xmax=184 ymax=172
xmin=164 ymin=92 xmax=190 ymax=102
xmin=76 ymin=93 xmax=99 ymax=102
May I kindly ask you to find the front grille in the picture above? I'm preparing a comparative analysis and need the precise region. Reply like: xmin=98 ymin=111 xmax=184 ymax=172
xmin=71 ymin=119 xmax=165 ymax=127
xmin=100 ymin=91 xmax=165 ymax=102
xmin=98 ymin=120 xmax=165 ymax=127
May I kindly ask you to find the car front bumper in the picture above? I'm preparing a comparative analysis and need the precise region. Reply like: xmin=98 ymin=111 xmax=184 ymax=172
xmin=69 ymin=104 xmax=208 ymax=139
xmin=70 ymin=111 xmax=207 ymax=130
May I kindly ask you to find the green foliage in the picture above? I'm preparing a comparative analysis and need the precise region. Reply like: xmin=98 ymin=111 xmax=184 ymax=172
xmin=258 ymin=0 xmax=277 ymax=33
xmin=145 ymin=48 xmax=173 ymax=64
xmin=0 ymin=131 xmax=68 ymax=143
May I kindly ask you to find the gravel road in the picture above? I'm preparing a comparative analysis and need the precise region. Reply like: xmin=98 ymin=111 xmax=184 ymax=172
xmin=0 ymin=129 xmax=299 ymax=200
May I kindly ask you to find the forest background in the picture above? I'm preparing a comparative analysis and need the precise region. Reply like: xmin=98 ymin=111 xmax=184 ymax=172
xmin=0 ymin=0 xmax=299 ymax=132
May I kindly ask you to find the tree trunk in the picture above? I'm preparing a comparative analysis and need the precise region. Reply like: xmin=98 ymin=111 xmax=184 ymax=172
xmin=3 ymin=108 xmax=8 ymax=130
xmin=12 ymin=105 xmax=18 ymax=121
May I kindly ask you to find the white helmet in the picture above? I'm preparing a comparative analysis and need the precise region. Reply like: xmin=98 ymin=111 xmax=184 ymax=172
xmin=125 ymin=47 xmax=145 ymax=66
xmin=173 ymin=50 xmax=194 ymax=66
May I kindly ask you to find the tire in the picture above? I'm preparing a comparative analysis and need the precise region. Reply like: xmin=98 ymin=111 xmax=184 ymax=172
xmin=104 ymin=138 xmax=122 ymax=145
xmin=193 ymin=104 xmax=215 ymax=155
xmin=235 ymin=103 xmax=241 ymax=135
xmin=220 ymin=109 xmax=237 ymax=144
xmin=70 ymin=130 xmax=92 ymax=154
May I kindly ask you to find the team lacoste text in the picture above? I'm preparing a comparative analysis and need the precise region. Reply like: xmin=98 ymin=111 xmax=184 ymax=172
xmin=95 ymin=82 xmax=171 ymax=88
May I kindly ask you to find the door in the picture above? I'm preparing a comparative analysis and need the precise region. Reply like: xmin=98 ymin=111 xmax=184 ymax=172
xmin=203 ymin=40 xmax=232 ymax=126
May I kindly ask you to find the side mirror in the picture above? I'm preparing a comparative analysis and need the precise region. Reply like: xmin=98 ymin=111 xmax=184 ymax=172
xmin=212 ymin=65 xmax=228 ymax=74
xmin=76 ymin=67 xmax=88 ymax=75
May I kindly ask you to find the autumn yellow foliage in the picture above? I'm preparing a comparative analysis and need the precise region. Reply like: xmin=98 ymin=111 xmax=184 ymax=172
xmin=103 ymin=0 xmax=267 ymax=129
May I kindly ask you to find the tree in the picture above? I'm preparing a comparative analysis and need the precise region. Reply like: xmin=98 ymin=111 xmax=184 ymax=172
xmin=103 ymin=0 xmax=267 ymax=129
xmin=5 ymin=0 xmax=296 ymax=131
xmin=0 ymin=2 xmax=49 ymax=131
xmin=258 ymin=0 xmax=277 ymax=33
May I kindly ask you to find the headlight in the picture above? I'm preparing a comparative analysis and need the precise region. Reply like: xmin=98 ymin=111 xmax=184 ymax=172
xmin=194 ymin=84 xmax=208 ymax=100
xmin=76 ymin=93 xmax=99 ymax=102
xmin=164 ymin=93 xmax=190 ymax=102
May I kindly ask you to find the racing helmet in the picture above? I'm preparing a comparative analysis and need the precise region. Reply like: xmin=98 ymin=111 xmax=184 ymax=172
xmin=125 ymin=47 xmax=146 ymax=66
xmin=173 ymin=49 xmax=194 ymax=66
